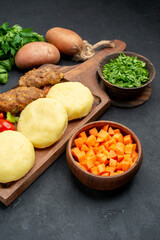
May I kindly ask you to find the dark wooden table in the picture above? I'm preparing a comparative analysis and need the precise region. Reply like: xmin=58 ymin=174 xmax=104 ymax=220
xmin=0 ymin=0 xmax=160 ymax=239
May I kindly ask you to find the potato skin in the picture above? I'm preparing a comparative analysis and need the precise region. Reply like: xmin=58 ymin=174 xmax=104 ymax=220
xmin=45 ymin=27 xmax=83 ymax=55
xmin=15 ymin=42 xmax=60 ymax=69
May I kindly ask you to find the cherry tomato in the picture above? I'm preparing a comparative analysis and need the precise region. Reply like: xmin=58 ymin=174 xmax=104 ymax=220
xmin=0 ymin=113 xmax=4 ymax=119
xmin=0 ymin=119 xmax=15 ymax=132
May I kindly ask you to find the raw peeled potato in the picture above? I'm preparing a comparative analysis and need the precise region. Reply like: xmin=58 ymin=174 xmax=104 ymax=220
xmin=45 ymin=27 xmax=83 ymax=55
xmin=15 ymin=42 xmax=60 ymax=69
xmin=46 ymin=82 xmax=94 ymax=121
xmin=17 ymin=98 xmax=68 ymax=148
xmin=0 ymin=130 xmax=35 ymax=183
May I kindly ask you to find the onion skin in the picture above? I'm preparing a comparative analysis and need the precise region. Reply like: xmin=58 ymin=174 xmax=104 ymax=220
xmin=45 ymin=27 xmax=83 ymax=56
xmin=15 ymin=42 xmax=60 ymax=69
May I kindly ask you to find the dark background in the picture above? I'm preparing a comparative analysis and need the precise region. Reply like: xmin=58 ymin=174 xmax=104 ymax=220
xmin=0 ymin=0 xmax=160 ymax=239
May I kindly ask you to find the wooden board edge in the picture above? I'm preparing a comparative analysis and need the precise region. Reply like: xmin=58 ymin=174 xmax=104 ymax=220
xmin=0 ymin=96 xmax=110 ymax=206
xmin=0 ymin=39 xmax=126 ymax=206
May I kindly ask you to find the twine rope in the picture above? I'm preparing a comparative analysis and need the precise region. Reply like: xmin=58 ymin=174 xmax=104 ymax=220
xmin=73 ymin=40 xmax=115 ymax=61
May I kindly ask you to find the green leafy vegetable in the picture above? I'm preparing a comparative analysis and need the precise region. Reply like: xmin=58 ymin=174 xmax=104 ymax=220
xmin=6 ymin=112 xmax=19 ymax=123
xmin=0 ymin=65 xmax=8 ymax=84
xmin=0 ymin=22 xmax=44 ymax=84
xmin=102 ymin=53 xmax=149 ymax=88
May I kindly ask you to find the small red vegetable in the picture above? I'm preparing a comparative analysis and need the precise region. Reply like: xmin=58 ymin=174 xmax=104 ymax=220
xmin=0 ymin=119 xmax=15 ymax=132
xmin=0 ymin=113 xmax=4 ymax=119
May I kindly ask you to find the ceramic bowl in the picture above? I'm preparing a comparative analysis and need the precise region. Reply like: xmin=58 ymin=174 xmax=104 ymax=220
xmin=66 ymin=121 xmax=143 ymax=190
xmin=97 ymin=51 xmax=155 ymax=99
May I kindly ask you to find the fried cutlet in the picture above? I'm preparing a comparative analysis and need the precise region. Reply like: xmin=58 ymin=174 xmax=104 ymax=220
xmin=19 ymin=66 xmax=64 ymax=88
xmin=0 ymin=87 xmax=46 ymax=115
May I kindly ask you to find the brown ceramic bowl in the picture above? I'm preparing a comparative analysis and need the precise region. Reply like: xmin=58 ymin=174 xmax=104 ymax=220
xmin=98 ymin=52 xmax=155 ymax=99
xmin=66 ymin=121 xmax=143 ymax=191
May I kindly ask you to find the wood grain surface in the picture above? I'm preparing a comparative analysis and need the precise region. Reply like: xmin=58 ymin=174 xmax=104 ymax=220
xmin=0 ymin=39 xmax=126 ymax=206
xmin=100 ymin=81 xmax=152 ymax=108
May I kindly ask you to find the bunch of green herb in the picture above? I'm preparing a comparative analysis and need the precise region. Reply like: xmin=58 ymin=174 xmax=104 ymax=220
xmin=103 ymin=53 xmax=149 ymax=88
xmin=0 ymin=22 xmax=44 ymax=84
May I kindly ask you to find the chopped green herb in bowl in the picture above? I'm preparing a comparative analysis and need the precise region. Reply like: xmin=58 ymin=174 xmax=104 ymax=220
xmin=102 ymin=53 xmax=149 ymax=88
xmin=98 ymin=52 xmax=155 ymax=99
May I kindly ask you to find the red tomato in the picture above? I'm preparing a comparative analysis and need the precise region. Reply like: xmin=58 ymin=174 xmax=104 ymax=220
xmin=0 ymin=119 xmax=15 ymax=132
xmin=0 ymin=113 xmax=4 ymax=119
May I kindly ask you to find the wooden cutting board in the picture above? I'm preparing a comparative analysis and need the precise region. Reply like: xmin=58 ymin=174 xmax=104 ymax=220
xmin=0 ymin=39 xmax=126 ymax=206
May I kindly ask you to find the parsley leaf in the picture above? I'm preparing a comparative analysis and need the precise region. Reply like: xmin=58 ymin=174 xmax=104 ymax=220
xmin=0 ymin=22 xmax=44 ymax=84
xmin=103 ymin=53 xmax=149 ymax=88
xmin=6 ymin=112 xmax=19 ymax=123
